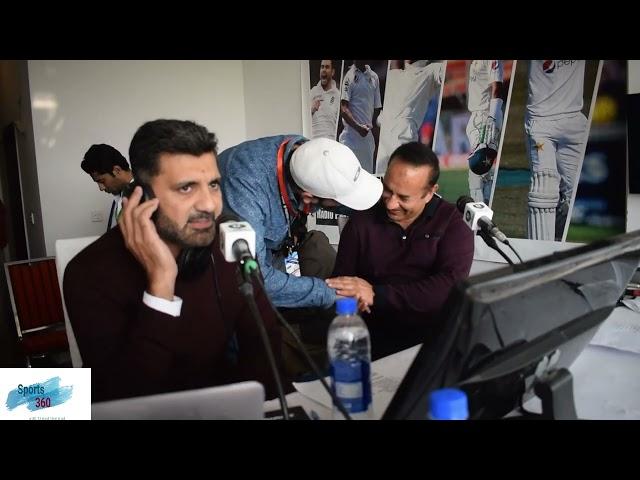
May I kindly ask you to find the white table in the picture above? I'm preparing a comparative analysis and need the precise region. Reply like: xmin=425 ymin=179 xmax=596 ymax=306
xmin=265 ymin=306 xmax=640 ymax=420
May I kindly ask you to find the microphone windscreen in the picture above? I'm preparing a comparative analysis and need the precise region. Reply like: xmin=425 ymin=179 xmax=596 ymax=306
xmin=216 ymin=210 xmax=242 ymax=226
xmin=456 ymin=196 xmax=474 ymax=213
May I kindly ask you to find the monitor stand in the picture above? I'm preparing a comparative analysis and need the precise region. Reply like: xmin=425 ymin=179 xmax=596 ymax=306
xmin=509 ymin=368 xmax=579 ymax=420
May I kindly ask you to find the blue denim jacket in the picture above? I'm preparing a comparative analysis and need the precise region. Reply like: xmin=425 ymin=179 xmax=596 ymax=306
xmin=217 ymin=135 xmax=336 ymax=308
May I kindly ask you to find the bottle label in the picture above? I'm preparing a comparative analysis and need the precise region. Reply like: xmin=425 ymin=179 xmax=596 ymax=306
xmin=330 ymin=359 xmax=371 ymax=413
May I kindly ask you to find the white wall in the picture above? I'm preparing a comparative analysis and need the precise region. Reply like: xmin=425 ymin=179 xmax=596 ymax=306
xmin=242 ymin=61 xmax=304 ymax=140
xmin=28 ymin=60 xmax=247 ymax=256
xmin=25 ymin=60 xmax=640 ymax=257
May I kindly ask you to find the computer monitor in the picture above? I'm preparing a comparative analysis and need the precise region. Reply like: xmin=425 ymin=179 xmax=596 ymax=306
xmin=383 ymin=230 xmax=640 ymax=420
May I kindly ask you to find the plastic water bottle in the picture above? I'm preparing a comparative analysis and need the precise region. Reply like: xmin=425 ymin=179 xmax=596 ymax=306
xmin=327 ymin=297 xmax=373 ymax=420
xmin=428 ymin=388 xmax=469 ymax=420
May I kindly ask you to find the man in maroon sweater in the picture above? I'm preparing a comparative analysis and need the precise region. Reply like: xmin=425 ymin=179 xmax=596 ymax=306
xmin=327 ymin=142 xmax=474 ymax=359
xmin=64 ymin=120 xmax=283 ymax=402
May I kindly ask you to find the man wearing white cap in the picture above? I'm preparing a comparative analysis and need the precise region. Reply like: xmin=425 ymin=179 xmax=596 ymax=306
xmin=217 ymin=135 xmax=382 ymax=310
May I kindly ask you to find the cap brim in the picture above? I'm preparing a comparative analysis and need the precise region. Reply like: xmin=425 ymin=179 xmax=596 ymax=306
xmin=335 ymin=170 xmax=383 ymax=211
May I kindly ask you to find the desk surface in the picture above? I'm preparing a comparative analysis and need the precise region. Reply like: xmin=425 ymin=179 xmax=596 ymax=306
xmin=265 ymin=305 xmax=640 ymax=420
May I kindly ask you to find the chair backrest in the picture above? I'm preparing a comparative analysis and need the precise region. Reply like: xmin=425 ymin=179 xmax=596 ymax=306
xmin=4 ymin=257 xmax=65 ymax=337
xmin=54 ymin=236 xmax=100 ymax=368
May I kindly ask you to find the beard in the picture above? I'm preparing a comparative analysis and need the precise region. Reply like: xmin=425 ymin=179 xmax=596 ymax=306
xmin=155 ymin=207 xmax=216 ymax=279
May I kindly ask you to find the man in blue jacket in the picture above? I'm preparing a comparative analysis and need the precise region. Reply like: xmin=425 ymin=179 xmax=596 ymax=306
xmin=218 ymin=136 xmax=382 ymax=378
xmin=218 ymin=135 xmax=382 ymax=309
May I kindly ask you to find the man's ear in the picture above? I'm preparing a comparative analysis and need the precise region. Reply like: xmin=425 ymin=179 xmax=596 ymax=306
xmin=112 ymin=165 xmax=122 ymax=176
xmin=432 ymin=183 xmax=439 ymax=194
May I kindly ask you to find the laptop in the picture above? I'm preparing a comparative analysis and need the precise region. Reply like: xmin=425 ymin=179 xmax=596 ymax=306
xmin=91 ymin=381 xmax=265 ymax=420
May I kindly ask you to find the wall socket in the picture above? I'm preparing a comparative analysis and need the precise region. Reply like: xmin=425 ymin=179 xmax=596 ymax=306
xmin=91 ymin=210 xmax=104 ymax=222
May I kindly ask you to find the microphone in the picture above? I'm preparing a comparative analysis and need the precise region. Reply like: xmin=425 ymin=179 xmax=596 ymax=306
xmin=456 ymin=196 xmax=508 ymax=244
xmin=218 ymin=213 xmax=290 ymax=420
xmin=218 ymin=212 xmax=257 ymax=263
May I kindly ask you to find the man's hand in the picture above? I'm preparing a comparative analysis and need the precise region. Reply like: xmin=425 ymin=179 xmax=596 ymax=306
xmin=356 ymin=123 xmax=371 ymax=137
xmin=119 ymin=186 xmax=177 ymax=300
xmin=311 ymin=98 xmax=322 ymax=114
xmin=326 ymin=276 xmax=374 ymax=313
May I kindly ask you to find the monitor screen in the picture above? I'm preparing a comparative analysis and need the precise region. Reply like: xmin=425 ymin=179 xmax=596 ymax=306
xmin=383 ymin=230 xmax=640 ymax=420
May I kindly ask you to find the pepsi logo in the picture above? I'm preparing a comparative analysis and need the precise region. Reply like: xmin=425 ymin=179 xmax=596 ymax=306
xmin=543 ymin=60 xmax=555 ymax=74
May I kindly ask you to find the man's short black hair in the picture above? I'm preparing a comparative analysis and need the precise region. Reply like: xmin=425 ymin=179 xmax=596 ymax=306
xmin=388 ymin=141 xmax=440 ymax=187
xmin=81 ymin=144 xmax=130 ymax=176
xmin=129 ymin=119 xmax=218 ymax=183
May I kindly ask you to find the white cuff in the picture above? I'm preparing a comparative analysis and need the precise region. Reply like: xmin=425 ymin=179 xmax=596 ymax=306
xmin=142 ymin=291 xmax=183 ymax=317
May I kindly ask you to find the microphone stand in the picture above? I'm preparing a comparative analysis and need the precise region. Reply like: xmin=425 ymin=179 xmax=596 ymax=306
xmin=230 ymin=241 xmax=353 ymax=419
xmin=236 ymin=255 xmax=290 ymax=420
xmin=504 ymin=241 xmax=524 ymax=263
xmin=250 ymin=270 xmax=353 ymax=421
xmin=477 ymin=229 xmax=515 ymax=265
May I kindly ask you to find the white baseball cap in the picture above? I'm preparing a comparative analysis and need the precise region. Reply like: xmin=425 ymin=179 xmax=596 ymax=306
xmin=290 ymin=138 xmax=382 ymax=211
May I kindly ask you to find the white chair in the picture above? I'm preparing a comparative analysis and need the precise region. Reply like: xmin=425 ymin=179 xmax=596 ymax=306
xmin=54 ymin=236 xmax=99 ymax=368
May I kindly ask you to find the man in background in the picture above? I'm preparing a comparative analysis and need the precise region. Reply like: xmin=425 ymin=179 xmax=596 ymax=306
xmin=466 ymin=60 xmax=505 ymax=204
xmin=339 ymin=61 xmax=382 ymax=174
xmin=376 ymin=60 xmax=444 ymax=176
xmin=525 ymin=60 xmax=588 ymax=241
xmin=81 ymin=144 xmax=133 ymax=231
xmin=310 ymin=60 xmax=341 ymax=140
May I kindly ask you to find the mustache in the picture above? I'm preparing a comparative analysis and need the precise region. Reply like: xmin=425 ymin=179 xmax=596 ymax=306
xmin=187 ymin=212 xmax=216 ymax=223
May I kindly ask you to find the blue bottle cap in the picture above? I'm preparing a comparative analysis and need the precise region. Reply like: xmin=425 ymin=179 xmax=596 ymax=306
xmin=335 ymin=297 xmax=358 ymax=315
xmin=428 ymin=388 xmax=469 ymax=420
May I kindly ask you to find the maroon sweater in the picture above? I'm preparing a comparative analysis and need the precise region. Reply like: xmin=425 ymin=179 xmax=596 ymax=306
xmin=333 ymin=196 xmax=474 ymax=358
xmin=64 ymin=227 xmax=283 ymax=402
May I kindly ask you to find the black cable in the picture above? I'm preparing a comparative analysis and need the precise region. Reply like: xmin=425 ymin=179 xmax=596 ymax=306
xmin=486 ymin=305 xmax=505 ymax=348
xmin=478 ymin=230 xmax=514 ymax=265
xmin=504 ymin=241 xmax=524 ymax=264
xmin=238 ymin=281 xmax=290 ymax=420
xmin=250 ymin=271 xmax=353 ymax=420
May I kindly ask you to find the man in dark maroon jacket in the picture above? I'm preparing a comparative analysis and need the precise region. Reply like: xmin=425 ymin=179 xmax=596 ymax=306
xmin=327 ymin=142 xmax=474 ymax=359
xmin=64 ymin=120 xmax=283 ymax=403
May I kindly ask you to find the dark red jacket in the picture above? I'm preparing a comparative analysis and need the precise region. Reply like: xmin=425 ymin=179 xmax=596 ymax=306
xmin=333 ymin=196 xmax=474 ymax=359
xmin=64 ymin=227 xmax=283 ymax=402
